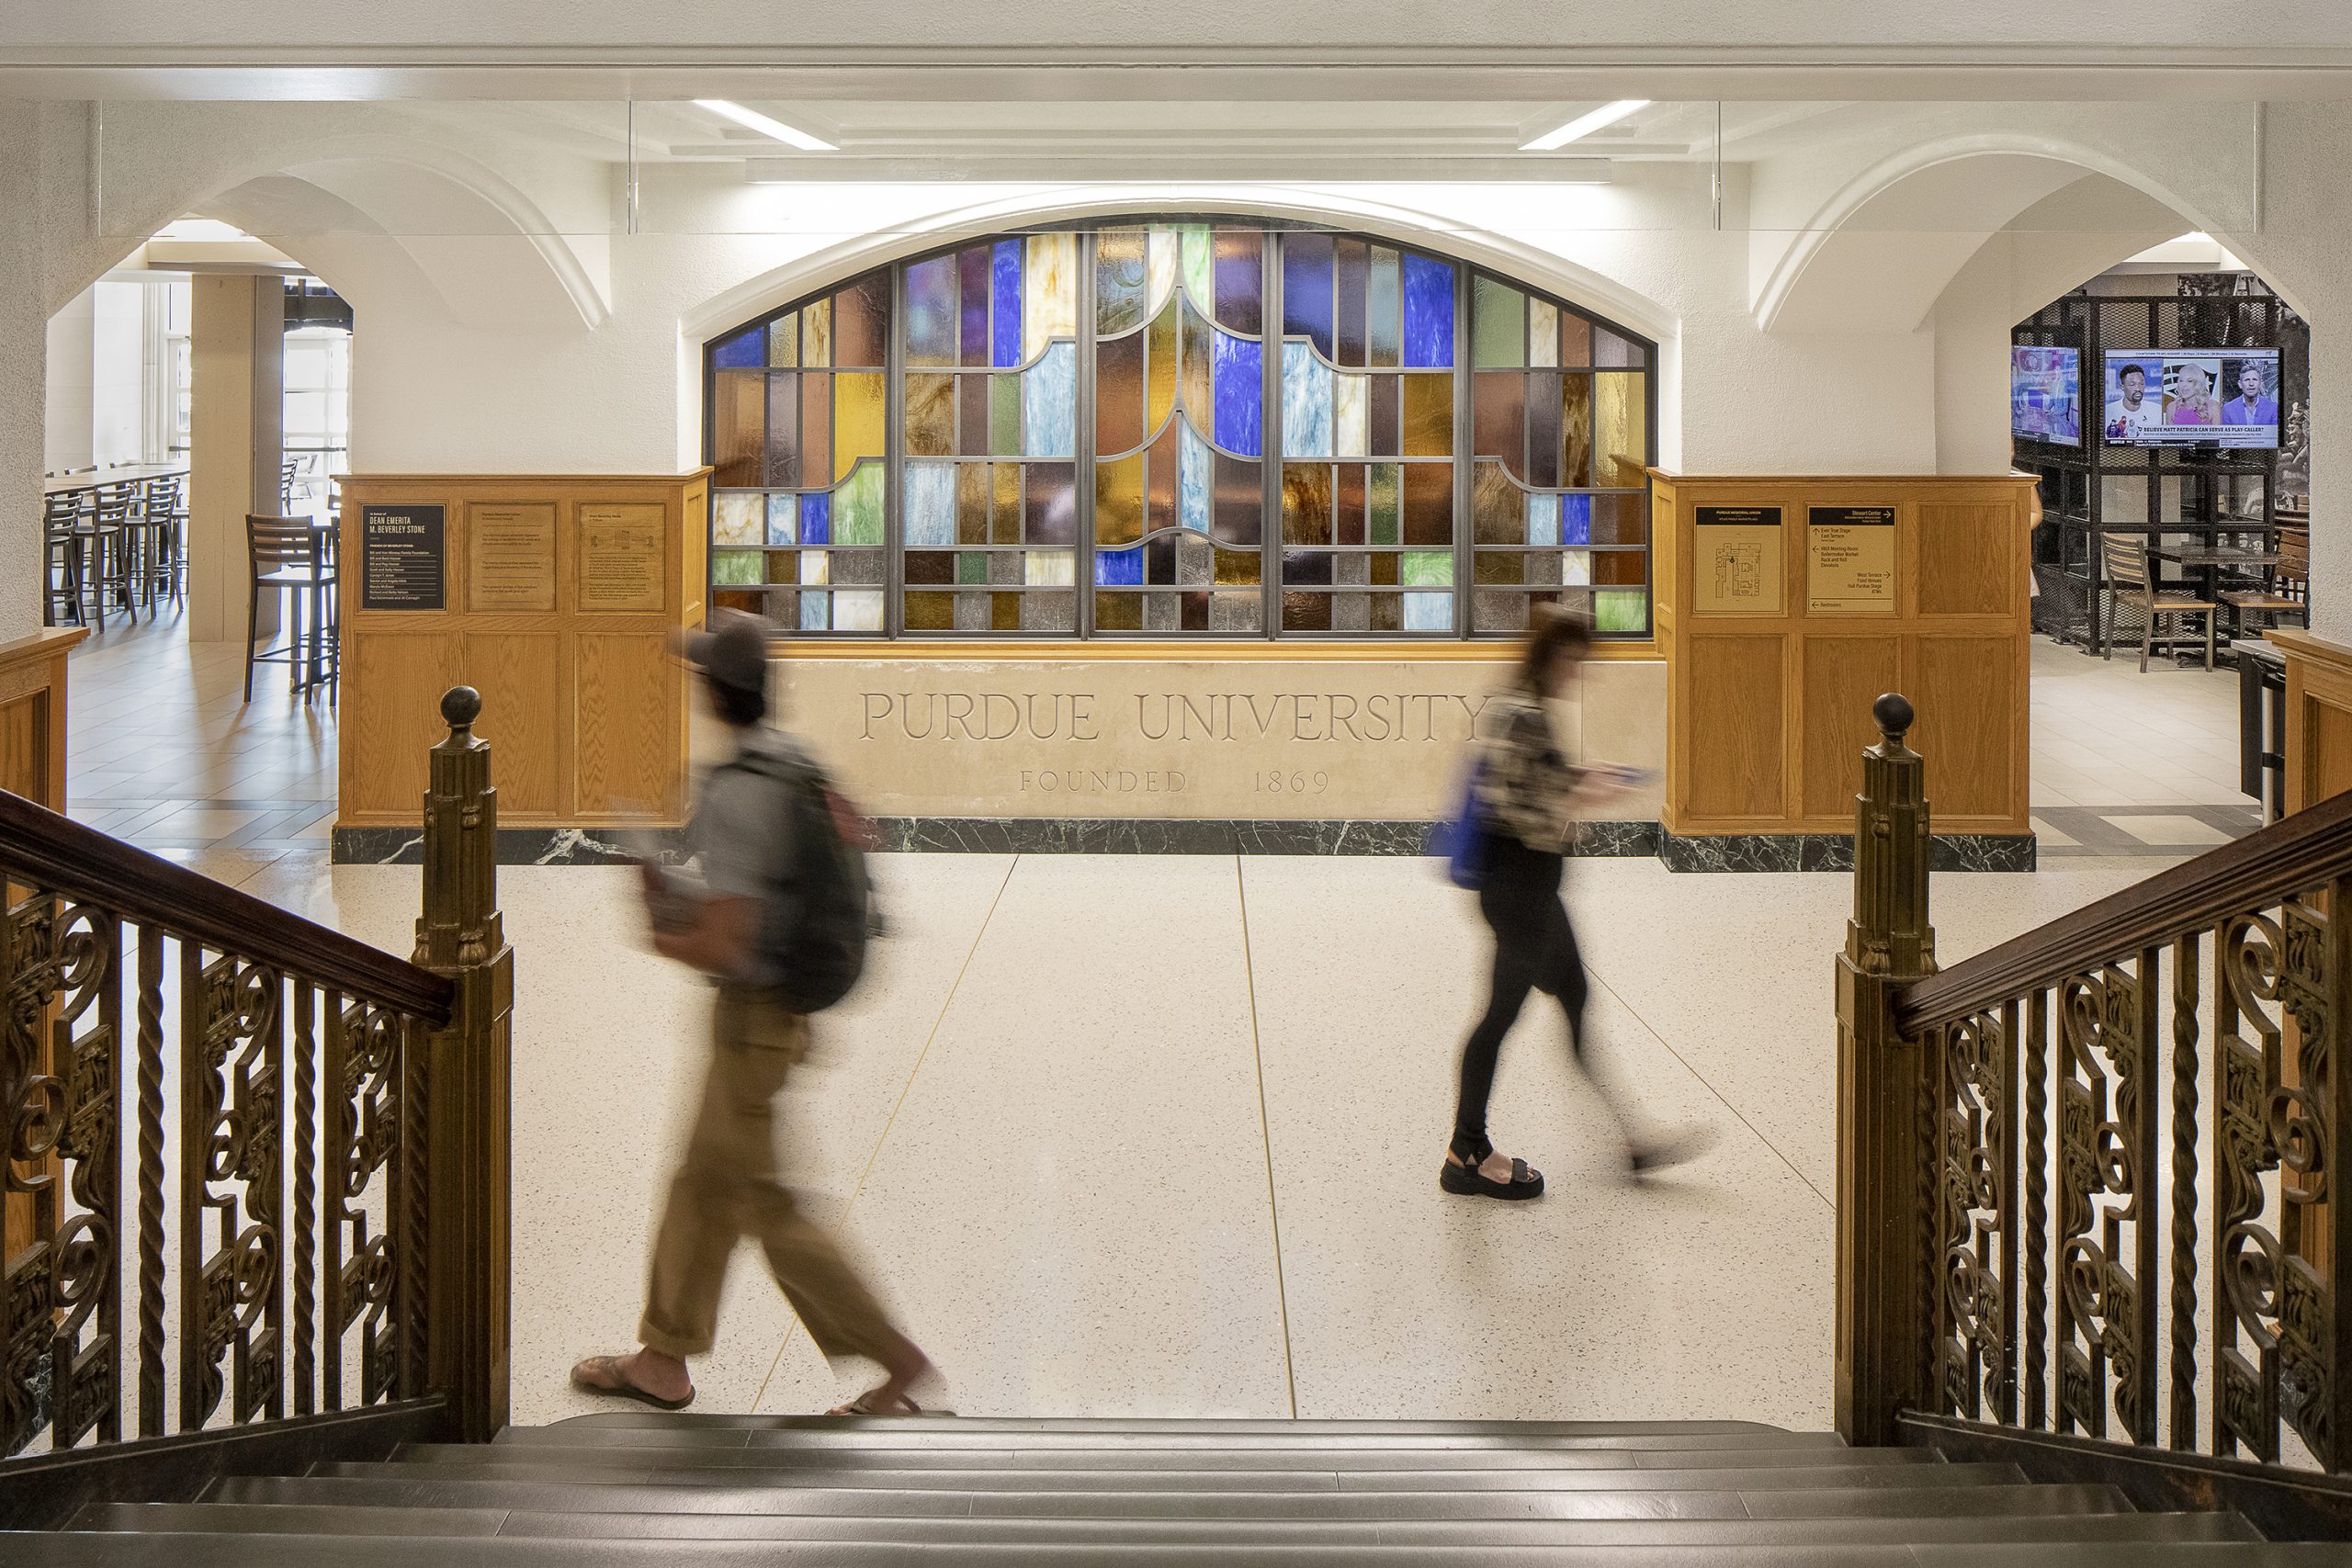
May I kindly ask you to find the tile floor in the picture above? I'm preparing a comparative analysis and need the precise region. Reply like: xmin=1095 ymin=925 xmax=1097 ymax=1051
xmin=213 ymin=847 xmax=2165 ymax=1431
xmin=32 ymin=615 xmax=2274 ymax=1428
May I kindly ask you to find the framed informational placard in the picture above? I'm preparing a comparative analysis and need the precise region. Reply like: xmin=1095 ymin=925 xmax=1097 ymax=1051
xmin=578 ymin=502 xmax=668 ymax=612
xmin=469 ymin=502 xmax=558 ymax=612
xmin=1691 ymin=504 xmax=1783 ymax=615
xmin=1806 ymin=504 xmax=1897 ymax=614
xmin=360 ymin=504 xmax=446 ymax=611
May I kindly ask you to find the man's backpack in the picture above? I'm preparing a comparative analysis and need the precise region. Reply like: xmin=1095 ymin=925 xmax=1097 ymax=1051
xmin=724 ymin=746 xmax=875 ymax=1013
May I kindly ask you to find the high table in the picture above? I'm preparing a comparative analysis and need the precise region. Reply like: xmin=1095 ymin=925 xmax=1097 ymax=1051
xmin=43 ymin=463 xmax=187 ymax=497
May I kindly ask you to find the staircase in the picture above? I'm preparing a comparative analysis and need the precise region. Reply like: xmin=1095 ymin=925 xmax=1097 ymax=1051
xmin=13 ymin=1413 xmax=2334 ymax=1563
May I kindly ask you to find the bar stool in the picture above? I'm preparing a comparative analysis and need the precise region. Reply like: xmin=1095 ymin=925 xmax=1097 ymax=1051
xmin=86 ymin=483 xmax=138 ymax=621
xmin=140 ymin=474 xmax=187 ymax=604
xmin=245 ymin=513 xmax=339 ymax=701
xmin=42 ymin=491 xmax=90 ymax=627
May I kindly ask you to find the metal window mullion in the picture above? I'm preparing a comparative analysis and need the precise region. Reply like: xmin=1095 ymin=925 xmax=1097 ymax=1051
xmin=1262 ymin=228 xmax=1283 ymax=640
xmin=1077 ymin=230 xmax=1097 ymax=639
xmin=885 ymin=261 xmax=906 ymax=638
xmin=1453 ymin=265 xmax=1473 ymax=637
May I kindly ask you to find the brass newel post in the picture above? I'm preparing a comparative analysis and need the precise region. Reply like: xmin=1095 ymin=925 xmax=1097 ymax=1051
xmin=413 ymin=686 xmax=512 ymax=1440
xmin=1835 ymin=693 xmax=1939 ymax=1446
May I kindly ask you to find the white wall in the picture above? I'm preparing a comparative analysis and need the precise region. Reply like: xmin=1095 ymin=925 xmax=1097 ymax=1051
xmin=42 ymin=287 xmax=93 ymax=473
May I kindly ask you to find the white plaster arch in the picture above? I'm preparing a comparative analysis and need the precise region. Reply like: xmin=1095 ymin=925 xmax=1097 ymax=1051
xmin=1756 ymin=132 xmax=2251 ymax=335
xmin=678 ymin=185 xmax=1681 ymax=353
xmin=62 ymin=121 xmax=611 ymax=332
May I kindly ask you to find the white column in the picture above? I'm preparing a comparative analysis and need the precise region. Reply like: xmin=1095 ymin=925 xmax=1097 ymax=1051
xmin=187 ymin=273 xmax=285 ymax=644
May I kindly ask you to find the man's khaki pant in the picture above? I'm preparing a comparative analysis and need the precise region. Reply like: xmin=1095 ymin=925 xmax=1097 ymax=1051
xmin=637 ymin=987 xmax=900 ymax=1365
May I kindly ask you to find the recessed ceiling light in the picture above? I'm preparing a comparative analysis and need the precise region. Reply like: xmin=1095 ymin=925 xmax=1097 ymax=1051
xmin=694 ymin=98 xmax=835 ymax=152
xmin=1521 ymin=99 xmax=1649 ymax=152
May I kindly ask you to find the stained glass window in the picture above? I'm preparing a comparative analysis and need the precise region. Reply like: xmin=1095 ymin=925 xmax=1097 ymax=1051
xmin=704 ymin=217 xmax=1654 ymax=639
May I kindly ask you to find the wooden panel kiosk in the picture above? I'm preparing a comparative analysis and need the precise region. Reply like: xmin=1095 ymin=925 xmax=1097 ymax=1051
xmin=1652 ymin=470 xmax=2038 ymax=851
xmin=334 ymin=471 xmax=710 ymax=832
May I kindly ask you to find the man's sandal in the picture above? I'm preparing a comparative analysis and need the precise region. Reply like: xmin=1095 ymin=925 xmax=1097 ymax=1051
xmin=570 ymin=1354 xmax=695 ymax=1411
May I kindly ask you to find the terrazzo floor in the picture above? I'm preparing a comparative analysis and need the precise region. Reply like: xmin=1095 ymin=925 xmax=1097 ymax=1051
xmin=205 ymin=845 xmax=2172 ymax=1433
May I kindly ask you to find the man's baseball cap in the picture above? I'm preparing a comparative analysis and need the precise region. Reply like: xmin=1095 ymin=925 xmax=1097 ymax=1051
xmin=679 ymin=612 xmax=770 ymax=694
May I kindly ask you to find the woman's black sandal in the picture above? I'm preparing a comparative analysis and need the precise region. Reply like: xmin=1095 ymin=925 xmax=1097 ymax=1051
xmin=1439 ymin=1136 xmax=1544 ymax=1201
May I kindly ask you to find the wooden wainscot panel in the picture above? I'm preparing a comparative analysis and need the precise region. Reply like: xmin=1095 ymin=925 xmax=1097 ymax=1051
xmin=575 ymin=633 xmax=680 ymax=818
xmin=465 ymin=633 xmax=565 ymax=817
xmin=345 ymin=633 xmax=464 ymax=818
xmin=1681 ymin=635 xmax=1785 ymax=821
xmin=0 ymin=628 xmax=84 ymax=809
xmin=2270 ymin=628 xmax=2352 ymax=813
xmin=1914 ymin=500 xmax=2015 ymax=618
xmin=1908 ymin=634 xmax=2025 ymax=829
xmin=1800 ymin=635 xmax=1901 ymax=820
xmin=335 ymin=471 xmax=706 ymax=829
xmin=1653 ymin=471 xmax=2034 ymax=838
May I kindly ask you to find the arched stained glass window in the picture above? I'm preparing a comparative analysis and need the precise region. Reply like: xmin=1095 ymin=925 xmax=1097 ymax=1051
xmin=704 ymin=217 xmax=1655 ymax=639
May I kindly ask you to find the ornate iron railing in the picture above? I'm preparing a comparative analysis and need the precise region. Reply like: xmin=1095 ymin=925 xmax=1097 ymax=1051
xmin=1838 ymin=691 xmax=2352 ymax=1482
xmin=1 ymin=687 xmax=510 ymax=1462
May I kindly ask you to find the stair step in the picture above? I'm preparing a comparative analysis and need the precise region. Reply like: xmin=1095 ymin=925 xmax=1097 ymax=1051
xmin=8 ymin=1529 xmax=2344 ymax=1565
xmin=307 ymin=1459 xmax=2017 ymax=1494
xmin=497 ymin=1426 xmax=1849 ymax=1455
xmin=548 ymin=1414 xmax=1794 ymax=1438
xmin=394 ymin=1440 xmax=1935 ymax=1474
xmin=209 ymin=1472 xmax=2117 ymax=1522
xmin=71 ymin=1500 xmax=2263 ymax=1548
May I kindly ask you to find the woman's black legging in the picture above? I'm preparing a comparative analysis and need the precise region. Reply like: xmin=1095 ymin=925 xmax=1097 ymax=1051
xmin=1452 ymin=835 xmax=1625 ymax=1159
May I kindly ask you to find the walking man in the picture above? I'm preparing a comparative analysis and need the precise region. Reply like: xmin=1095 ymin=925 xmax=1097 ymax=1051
xmin=571 ymin=615 xmax=935 ymax=1415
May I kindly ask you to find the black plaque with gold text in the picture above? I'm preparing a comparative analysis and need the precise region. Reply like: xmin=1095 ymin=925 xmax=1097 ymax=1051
xmin=361 ymin=504 xmax=447 ymax=611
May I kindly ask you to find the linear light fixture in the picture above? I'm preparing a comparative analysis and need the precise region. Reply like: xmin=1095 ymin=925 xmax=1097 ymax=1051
xmin=695 ymin=98 xmax=834 ymax=152
xmin=1521 ymin=99 xmax=1649 ymax=152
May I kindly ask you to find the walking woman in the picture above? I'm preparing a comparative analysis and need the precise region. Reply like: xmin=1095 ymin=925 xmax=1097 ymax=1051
xmin=1442 ymin=605 xmax=1706 ymax=1200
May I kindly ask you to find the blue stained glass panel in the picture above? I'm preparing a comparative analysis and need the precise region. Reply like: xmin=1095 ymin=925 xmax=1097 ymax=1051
xmin=1281 ymin=342 xmax=1332 ymax=458
xmin=800 ymin=491 xmax=831 ymax=546
xmin=1526 ymin=491 xmax=1558 ymax=547
xmin=1404 ymin=591 xmax=1452 ymax=630
xmin=905 ymin=256 xmax=957 ymax=367
xmin=766 ymin=493 xmax=797 ymax=546
xmin=712 ymin=328 xmax=763 ymax=369
xmin=906 ymin=461 xmax=956 ymax=546
xmin=800 ymin=590 xmax=831 ymax=632
xmin=1282 ymin=234 xmax=1335 ymax=359
xmin=1180 ymin=421 xmax=1212 ymax=535
xmin=991 ymin=239 xmax=1023 ymax=367
xmin=1094 ymin=545 xmax=1145 ymax=586
xmin=1561 ymin=492 xmax=1592 ymax=547
xmin=1023 ymin=341 xmax=1077 ymax=457
xmin=1211 ymin=333 xmax=1263 ymax=457
xmin=1402 ymin=254 xmax=1455 ymax=368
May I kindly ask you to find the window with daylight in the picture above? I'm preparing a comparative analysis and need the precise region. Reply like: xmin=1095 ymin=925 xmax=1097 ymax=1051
xmin=704 ymin=218 xmax=1656 ymax=639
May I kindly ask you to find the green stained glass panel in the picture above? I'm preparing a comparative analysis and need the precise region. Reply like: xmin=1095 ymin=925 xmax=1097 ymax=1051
xmin=1594 ymin=588 xmax=1647 ymax=633
xmin=1179 ymin=225 xmax=1214 ymax=307
xmin=712 ymin=549 xmax=763 ymax=585
xmin=836 ymin=462 xmax=885 ymax=546
xmin=1474 ymin=276 xmax=1525 ymax=369
xmin=1402 ymin=550 xmax=1453 ymax=587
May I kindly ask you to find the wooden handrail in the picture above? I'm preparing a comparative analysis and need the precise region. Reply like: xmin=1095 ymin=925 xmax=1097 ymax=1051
xmin=1895 ymin=786 xmax=2352 ymax=1033
xmin=0 ymin=786 xmax=452 ymax=1024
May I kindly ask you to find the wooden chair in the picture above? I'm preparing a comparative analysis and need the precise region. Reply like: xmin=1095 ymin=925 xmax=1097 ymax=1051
xmin=2102 ymin=533 xmax=2213 ymax=672
xmin=2221 ymin=525 xmax=2310 ymax=632
xmin=245 ymin=513 xmax=338 ymax=701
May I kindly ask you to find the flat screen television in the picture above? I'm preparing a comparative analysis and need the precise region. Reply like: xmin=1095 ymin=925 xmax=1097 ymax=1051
xmin=2010 ymin=345 xmax=2081 ymax=446
xmin=2102 ymin=348 xmax=2280 ymax=449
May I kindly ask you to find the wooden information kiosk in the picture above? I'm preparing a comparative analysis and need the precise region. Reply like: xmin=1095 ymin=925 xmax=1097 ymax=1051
xmin=1653 ymin=471 xmax=2038 ymax=843
xmin=334 ymin=471 xmax=709 ymax=831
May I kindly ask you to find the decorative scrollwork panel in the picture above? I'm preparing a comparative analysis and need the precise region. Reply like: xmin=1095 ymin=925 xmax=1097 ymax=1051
xmin=325 ymin=995 xmax=403 ymax=1410
xmin=3 ymin=895 xmax=122 ymax=1458
xmin=178 ymin=950 xmax=283 ymax=1430
xmin=1936 ymin=1009 xmax=2016 ymax=1425
xmin=2055 ymin=958 xmax=2159 ymax=1445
